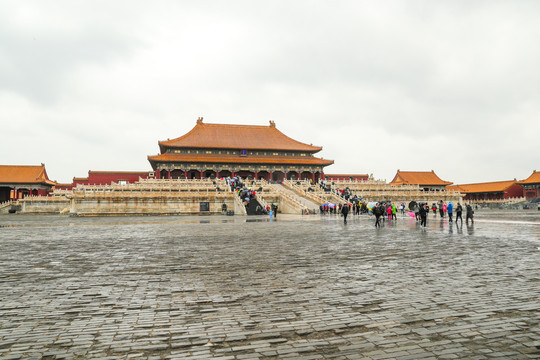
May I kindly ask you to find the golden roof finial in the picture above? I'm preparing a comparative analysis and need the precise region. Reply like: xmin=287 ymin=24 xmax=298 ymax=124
xmin=197 ymin=117 xmax=204 ymax=124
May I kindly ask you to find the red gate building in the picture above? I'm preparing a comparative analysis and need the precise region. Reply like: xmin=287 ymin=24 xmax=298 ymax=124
xmin=517 ymin=170 xmax=540 ymax=199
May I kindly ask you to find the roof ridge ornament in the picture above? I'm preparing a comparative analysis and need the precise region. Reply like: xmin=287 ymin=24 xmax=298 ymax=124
xmin=269 ymin=120 xmax=275 ymax=128
xmin=197 ymin=117 xmax=204 ymax=124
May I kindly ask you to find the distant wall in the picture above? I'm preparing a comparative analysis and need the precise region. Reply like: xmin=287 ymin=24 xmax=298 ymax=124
xmin=86 ymin=172 xmax=151 ymax=185
xmin=70 ymin=193 xmax=239 ymax=216
xmin=71 ymin=172 xmax=152 ymax=187
xmin=20 ymin=197 xmax=70 ymax=214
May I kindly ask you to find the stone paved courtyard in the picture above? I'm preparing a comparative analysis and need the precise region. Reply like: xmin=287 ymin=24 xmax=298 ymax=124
xmin=0 ymin=212 xmax=539 ymax=359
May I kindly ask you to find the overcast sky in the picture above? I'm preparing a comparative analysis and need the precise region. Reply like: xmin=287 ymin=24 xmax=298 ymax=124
xmin=1 ymin=1 xmax=538 ymax=184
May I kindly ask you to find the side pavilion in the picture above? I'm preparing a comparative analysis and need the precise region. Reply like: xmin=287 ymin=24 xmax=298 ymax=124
xmin=148 ymin=118 xmax=334 ymax=182
xmin=447 ymin=180 xmax=524 ymax=201
xmin=0 ymin=164 xmax=55 ymax=202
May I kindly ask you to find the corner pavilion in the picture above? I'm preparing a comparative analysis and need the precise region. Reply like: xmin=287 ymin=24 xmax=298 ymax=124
xmin=148 ymin=118 xmax=334 ymax=182
xmin=390 ymin=170 xmax=452 ymax=191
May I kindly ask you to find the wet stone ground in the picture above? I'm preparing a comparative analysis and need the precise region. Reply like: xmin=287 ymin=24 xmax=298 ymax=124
xmin=0 ymin=211 xmax=539 ymax=360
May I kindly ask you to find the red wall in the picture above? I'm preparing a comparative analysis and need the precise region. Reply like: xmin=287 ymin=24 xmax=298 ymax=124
xmin=504 ymin=183 xmax=524 ymax=199
xmin=325 ymin=174 xmax=368 ymax=181
xmin=87 ymin=172 xmax=150 ymax=185
xmin=70 ymin=172 xmax=151 ymax=187
xmin=523 ymin=187 xmax=538 ymax=199
xmin=73 ymin=178 xmax=90 ymax=187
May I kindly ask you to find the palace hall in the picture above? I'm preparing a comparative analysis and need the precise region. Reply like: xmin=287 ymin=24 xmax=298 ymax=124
xmin=148 ymin=118 xmax=334 ymax=182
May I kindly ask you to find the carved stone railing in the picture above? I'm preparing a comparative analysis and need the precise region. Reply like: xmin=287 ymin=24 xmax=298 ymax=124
xmin=255 ymin=193 xmax=269 ymax=210
xmin=73 ymin=179 xmax=227 ymax=193
xmin=0 ymin=200 xmax=15 ymax=210
xmin=233 ymin=193 xmax=247 ymax=215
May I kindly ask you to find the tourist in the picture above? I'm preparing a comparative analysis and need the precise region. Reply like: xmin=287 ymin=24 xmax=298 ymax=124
xmin=466 ymin=204 xmax=474 ymax=224
xmin=443 ymin=202 xmax=447 ymax=217
xmin=374 ymin=203 xmax=382 ymax=227
xmin=455 ymin=203 xmax=463 ymax=225
xmin=432 ymin=203 xmax=437 ymax=215
xmin=439 ymin=200 xmax=444 ymax=217
xmin=271 ymin=203 xmax=278 ymax=218
xmin=341 ymin=203 xmax=349 ymax=224
xmin=391 ymin=203 xmax=397 ymax=220
xmin=387 ymin=204 xmax=392 ymax=220
xmin=400 ymin=203 xmax=405 ymax=215
xmin=447 ymin=201 xmax=453 ymax=222
xmin=419 ymin=203 xmax=427 ymax=227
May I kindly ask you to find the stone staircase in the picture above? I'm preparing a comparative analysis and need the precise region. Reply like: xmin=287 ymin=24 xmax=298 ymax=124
xmin=273 ymin=183 xmax=320 ymax=213
xmin=283 ymin=180 xmax=346 ymax=206
xmin=245 ymin=197 xmax=264 ymax=215
xmin=0 ymin=201 xmax=20 ymax=214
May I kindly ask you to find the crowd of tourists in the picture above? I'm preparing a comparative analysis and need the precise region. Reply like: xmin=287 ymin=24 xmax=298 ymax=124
xmin=228 ymin=176 xmax=278 ymax=217
xmin=319 ymin=198 xmax=475 ymax=227
xmin=413 ymin=201 xmax=475 ymax=226
xmin=229 ymin=177 xmax=476 ymax=225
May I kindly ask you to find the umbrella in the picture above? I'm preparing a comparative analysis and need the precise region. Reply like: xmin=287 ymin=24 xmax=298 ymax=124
xmin=407 ymin=211 xmax=416 ymax=218
xmin=366 ymin=202 xmax=377 ymax=210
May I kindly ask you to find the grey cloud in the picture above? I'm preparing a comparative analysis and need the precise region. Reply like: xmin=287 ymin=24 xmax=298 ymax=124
xmin=1 ymin=0 xmax=539 ymax=183
xmin=0 ymin=2 xmax=144 ymax=104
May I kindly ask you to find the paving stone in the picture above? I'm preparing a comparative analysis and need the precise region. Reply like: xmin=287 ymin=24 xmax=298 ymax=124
xmin=0 ymin=214 xmax=538 ymax=359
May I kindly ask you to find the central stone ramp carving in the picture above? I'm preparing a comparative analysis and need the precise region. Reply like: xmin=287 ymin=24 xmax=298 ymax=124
xmin=273 ymin=183 xmax=321 ymax=213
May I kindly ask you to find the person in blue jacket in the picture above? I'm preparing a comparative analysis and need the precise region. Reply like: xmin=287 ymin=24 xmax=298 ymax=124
xmin=447 ymin=201 xmax=454 ymax=222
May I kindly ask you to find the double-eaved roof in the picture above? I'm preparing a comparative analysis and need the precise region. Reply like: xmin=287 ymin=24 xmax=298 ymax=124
xmin=0 ymin=164 xmax=55 ymax=186
xmin=149 ymin=119 xmax=334 ymax=168
xmin=158 ymin=119 xmax=322 ymax=152
xmin=390 ymin=170 xmax=452 ymax=186
xmin=517 ymin=170 xmax=540 ymax=185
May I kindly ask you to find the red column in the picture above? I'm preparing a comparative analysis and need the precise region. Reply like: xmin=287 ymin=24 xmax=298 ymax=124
xmin=184 ymin=170 xmax=188 ymax=179
xmin=155 ymin=169 xmax=160 ymax=179
xmin=321 ymin=171 xmax=325 ymax=181
xmin=200 ymin=170 xmax=204 ymax=179
xmin=254 ymin=171 xmax=258 ymax=180
xmin=216 ymin=170 xmax=220 ymax=179
xmin=312 ymin=172 xmax=315 ymax=183
xmin=269 ymin=171 xmax=273 ymax=182
xmin=167 ymin=169 xmax=171 ymax=179
xmin=232 ymin=171 xmax=235 ymax=177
